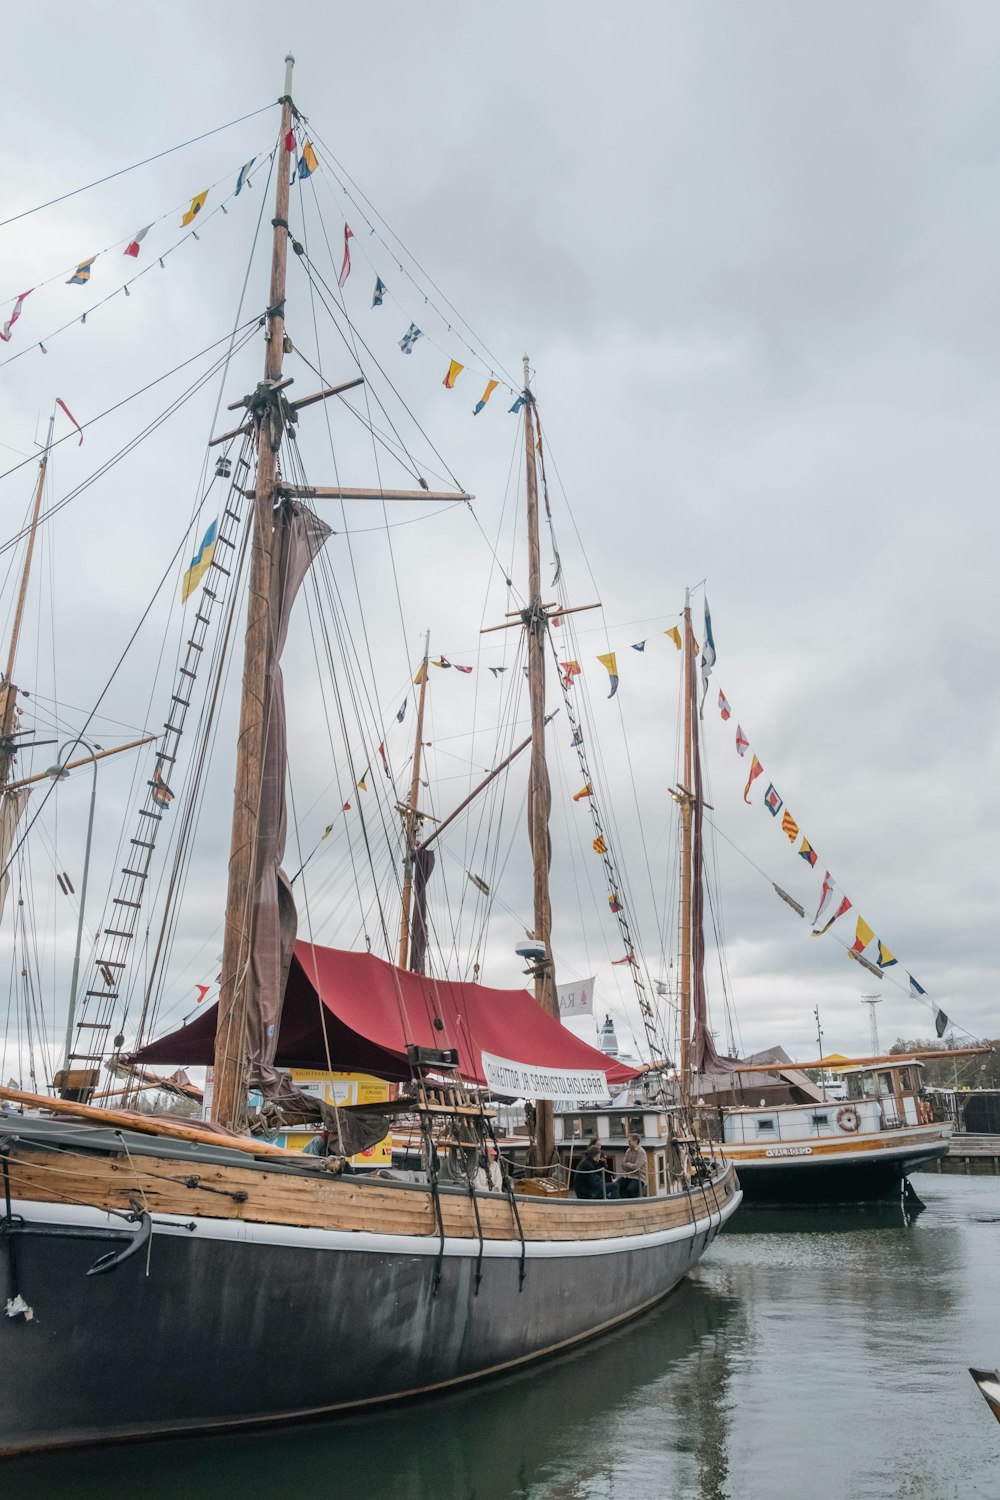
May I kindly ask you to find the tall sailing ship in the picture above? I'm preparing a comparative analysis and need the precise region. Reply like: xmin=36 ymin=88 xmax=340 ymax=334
xmin=0 ymin=57 xmax=739 ymax=1455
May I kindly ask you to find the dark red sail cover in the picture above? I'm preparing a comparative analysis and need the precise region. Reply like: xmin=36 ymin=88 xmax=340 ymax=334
xmin=129 ymin=942 xmax=640 ymax=1089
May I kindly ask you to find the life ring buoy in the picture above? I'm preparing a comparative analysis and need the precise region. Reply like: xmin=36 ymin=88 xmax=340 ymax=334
xmin=837 ymin=1104 xmax=860 ymax=1133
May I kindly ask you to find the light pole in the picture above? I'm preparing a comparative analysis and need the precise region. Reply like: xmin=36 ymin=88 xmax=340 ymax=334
xmin=860 ymin=993 xmax=882 ymax=1056
xmin=47 ymin=737 xmax=100 ymax=1077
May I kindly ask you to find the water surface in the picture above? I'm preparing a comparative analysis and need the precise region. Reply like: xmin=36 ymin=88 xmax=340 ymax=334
xmin=7 ymin=1174 xmax=999 ymax=1498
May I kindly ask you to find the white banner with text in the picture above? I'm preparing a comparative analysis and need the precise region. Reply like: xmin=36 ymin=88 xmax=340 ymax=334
xmin=480 ymin=1051 xmax=609 ymax=1102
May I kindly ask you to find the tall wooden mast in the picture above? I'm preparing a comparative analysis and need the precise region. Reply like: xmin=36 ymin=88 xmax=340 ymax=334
xmin=523 ymin=356 xmax=558 ymax=1167
xmin=398 ymin=630 xmax=430 ymax=968
xmin=211 ymin=54 xmax=296 ymax=1129
xmin=678 ymin=590 xmax=694 ymax=1109
xmin=0 ymin=415 xmax=54 ymax=789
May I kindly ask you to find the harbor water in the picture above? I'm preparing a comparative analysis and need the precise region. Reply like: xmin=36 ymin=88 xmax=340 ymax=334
xmin=6 ymin=1173 xmax=999 ymax=1499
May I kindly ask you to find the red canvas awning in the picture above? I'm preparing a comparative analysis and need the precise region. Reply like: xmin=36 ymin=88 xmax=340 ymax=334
xmin=129 ymin=941 xmax=639 ymax=1090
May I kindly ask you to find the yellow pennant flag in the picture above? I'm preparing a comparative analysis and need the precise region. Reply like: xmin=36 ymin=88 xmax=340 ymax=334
xmin=181 ymin=190 xmax=208 ymax=226
xmin=357 ymin=773 xmax=369 ymax=792
xmin=413 ymin=661 xmax=427 ymax=685
xmin=442 ymin=359 xmax=464 ymax=389
xmin=665 ymin=627 xmax=681 ymax=650
xmin=851 ymin=916 xmax=875 ymax=954
xmin=593 ymin=836 xmax=607 ymax=854
xmin=572 ymin=783 xmax=593 ymax=802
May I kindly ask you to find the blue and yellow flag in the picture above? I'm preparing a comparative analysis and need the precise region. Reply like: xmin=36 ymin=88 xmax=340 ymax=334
xmin=877 ymin=941 xmax=897 ymax=969
xmin=181 ymin=190 xmax=208 ymax=227
xmin=473 ymin=379 xmax=498 ymax=414
xmin=66 ymin=256 xmax=96 ymax=285
xmin=597 ymin=652 xmax=619 ymax=698
xmin=295 ymin=141 xmax=319 ymax=180
xmin=181 ymin=519 xmax=217 ymax=602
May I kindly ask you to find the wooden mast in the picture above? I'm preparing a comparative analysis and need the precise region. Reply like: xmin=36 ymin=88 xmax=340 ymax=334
xmin=211 ymin=54 xmax=296 ymax=1130
xmin=0 ymin=415 xmax=54 ymax=790
xmin=523 ymin=356 xmax=559 ymax=1168
xmin=678 ymin=590 xmax=694 ymax=1110
xmin=398 ymin=630 xmax=430 ymax=968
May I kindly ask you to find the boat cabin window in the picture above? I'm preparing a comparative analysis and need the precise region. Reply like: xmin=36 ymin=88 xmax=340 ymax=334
xmin=878 ymin=1072 xmax=895 ymax=1098
xmin=755 ymin=1118 xmax=776 ymax=1135
xmin=896 ymin=1069 xmax=911 ymax=1092
xmin=581 ymin=1115 xmax=598 ymax=1137
xmin=609 ymin=1116 xmax=627 ymax=1138
xmin=811 ymin=1112 xmax=830 ymax=1127
xmin=563 ymin=1116 xmax=585 ymax=1140
xmin=846 ymin=1073 xmax=877 ymax=1101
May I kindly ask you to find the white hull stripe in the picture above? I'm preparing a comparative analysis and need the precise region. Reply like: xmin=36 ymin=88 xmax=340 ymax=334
xmin=11 ymin=1192 xmax=742 ymax=1261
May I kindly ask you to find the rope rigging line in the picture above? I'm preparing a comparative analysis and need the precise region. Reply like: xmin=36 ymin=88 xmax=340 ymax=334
xmin=0 ymin=102 xmax=278 ymax=228
xmin=704 ymin=814 xmax=980 ymax=1042
xmin=303 ymin=126 xmax=521 ymax=393
xmin=289 ymin=236 xmax=466 ymax=495
xmin=0 ymin=318 xmax=262 ymax=960
xmin=0 ymin=152 xmax=273 ymax=311
xmin=0 ymin=155 xmax=274 ymax=374
xmin=296 ymin=184 xmax=417 ymax=727
xmin=119 ymin=440 xmax=257 ymax=1066
xmin=0 ymin=317 xmax=263 ymax=503
xmin=77 ymin=160 xmax=281 ymax=1065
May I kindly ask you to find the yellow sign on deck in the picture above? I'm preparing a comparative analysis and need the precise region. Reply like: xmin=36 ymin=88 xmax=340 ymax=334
xmin=287 ymin=1069 xmax=393 ymax=1166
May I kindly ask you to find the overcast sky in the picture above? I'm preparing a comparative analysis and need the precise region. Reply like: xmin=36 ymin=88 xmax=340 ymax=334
xmin=1 ymin=2 xmax=997 ymax=1082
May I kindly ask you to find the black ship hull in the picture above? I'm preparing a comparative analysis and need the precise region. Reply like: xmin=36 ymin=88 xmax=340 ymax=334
xmin=0 ymin=1187 xmax=740 ymax=1455
xmin=728 ymin=1137 xmax=948 ymax=1205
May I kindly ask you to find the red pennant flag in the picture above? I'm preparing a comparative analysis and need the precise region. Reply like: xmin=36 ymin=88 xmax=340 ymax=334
xmin=55 ymin=397 xmax=84 ymax=446
xmin=611 ymin=954 xmax=636 ymax=966
xmin=342 ymin=800 xmax=352 ymax=811
xmin=743 ymin=754 xmax=763 ymax=803
xmin=284 ymin=128 xmax=296 ymax=152
xmin=0 ymin=288 xmax=32 ymax=343
xmin=813 ymin=870 xmax=834 ymax=926
xmin=338 ymin=224 xmax=353 ymax=288
xmin=561 ymin=660 xmax=582 ymax=688
xmin=194 ymin=984 xmax=210 ymax=1004
xmin=815 ymin=888 xmax=857 ymax=936
xmin=378 ymin=742 xmax=389 ymax=777
xmin=124 ymin=225 xmax=150 ymax=258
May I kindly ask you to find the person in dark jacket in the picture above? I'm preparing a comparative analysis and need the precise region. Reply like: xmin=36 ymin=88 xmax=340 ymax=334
xmin=574 ymin=1142 xmax=610 ymax=1199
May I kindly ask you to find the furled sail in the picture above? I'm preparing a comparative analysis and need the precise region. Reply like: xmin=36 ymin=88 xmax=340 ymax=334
xmin=0 ymin=787 xmax=30 ymax=922
xmin=249 ymin=499 xmax=332 ymax=1092
xmin=688 ymin=629 xmax=729 ymax=1076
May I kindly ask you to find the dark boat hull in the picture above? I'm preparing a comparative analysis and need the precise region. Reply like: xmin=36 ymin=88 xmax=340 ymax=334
xmin=728 ymin=1138 xmax=948 ymax=1205
xmin=0 ymin=1188 xmax=740 ymax=1455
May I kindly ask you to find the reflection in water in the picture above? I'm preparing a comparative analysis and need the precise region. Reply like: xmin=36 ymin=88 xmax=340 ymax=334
xmin=6 ymin=1276 xmax=743 ymax=1500
xmin=7 ymin=1176 xmax=999 ymax=1499
xmin=723 ymin=1199 xmax=924 ymax=1237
